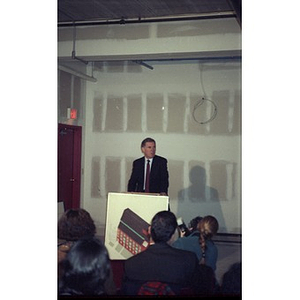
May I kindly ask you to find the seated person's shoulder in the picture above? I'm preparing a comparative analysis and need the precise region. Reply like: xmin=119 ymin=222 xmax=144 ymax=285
xmin=173 ymin=246 xmax=198 ymax=261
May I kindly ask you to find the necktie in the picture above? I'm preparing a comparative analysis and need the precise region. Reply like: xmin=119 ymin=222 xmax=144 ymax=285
xmin=145 ymin=159 xmax=150 ymax=193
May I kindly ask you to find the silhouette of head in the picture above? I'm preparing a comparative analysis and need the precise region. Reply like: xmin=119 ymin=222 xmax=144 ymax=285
xmin=189 ymin=166 xmax=206 ymax=185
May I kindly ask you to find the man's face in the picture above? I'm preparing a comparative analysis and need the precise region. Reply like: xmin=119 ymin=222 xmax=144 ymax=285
xmin=142 ymin=142 xmax=156 ymax=159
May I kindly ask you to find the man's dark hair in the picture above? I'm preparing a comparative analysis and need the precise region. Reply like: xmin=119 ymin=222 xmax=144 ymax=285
xmin=141 ymin=137 xmax=156 ymax=148
xmin=150 ymin=211 xmax=177 ymax=243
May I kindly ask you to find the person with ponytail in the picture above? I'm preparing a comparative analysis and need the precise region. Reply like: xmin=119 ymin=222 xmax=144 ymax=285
xmin=172 ymin=215 xmax=219 ymax=272
xmin=198 ymin=215 xmax=219 ymax=272
xmin=172 ymin=215 xmax=220 ymax=295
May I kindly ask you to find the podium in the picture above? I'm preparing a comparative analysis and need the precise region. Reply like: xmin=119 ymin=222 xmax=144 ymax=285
xmin=104 ymin=192 xmax=169 ymax=260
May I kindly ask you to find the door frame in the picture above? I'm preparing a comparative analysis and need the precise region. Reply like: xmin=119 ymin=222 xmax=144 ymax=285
xmin=58 ymin=123 xmax=82 ymax=209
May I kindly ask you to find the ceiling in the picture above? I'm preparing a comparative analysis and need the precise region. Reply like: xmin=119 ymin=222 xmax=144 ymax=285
xmin=58 ymin=0 xmax=241 ymax=27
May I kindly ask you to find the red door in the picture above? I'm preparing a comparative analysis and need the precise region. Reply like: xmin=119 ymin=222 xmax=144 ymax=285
xmin=58 ymin=124 xmax=82 ymax=210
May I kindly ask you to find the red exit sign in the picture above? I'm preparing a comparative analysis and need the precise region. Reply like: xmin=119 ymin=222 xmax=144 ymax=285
xmin=67 ymin=108 xmax=77 ymax=119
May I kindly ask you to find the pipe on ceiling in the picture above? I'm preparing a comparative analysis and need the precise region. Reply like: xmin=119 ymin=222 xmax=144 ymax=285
xmin=58 ymin=11 xmax=236 ymax=27
xmin=132 ymin=60 xmax=154 ymax=70
xmin=58 ymin=65 xmax=97 ymax=82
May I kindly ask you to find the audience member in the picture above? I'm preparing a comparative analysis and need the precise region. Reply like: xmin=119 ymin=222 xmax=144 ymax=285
xmin=121 ymin=210 xmax=199 ymax=295
xmin=59 ymin=237 xmax=111 ymax=296
xmin=58 ymin=208 xmax=96 ymax=240
xmin=57 ymin=208 xmax=116 ymax=295
xmin=220 ymin=262 xmax=241 ymax=297
xmin=172 ymin=215 xmax=219 ymax=272
xmin=192 ymin=264 xmax=217 ymax=296
xmin=172 ymin=215 xmax=220 ymax=294
xmin=198 ymin=215 xmax=219 ymax=271
xmin=172 ymin=215 xmax=202 ymax=260
xmin=58 ymin=208 xmax=97 ymax=274
xmin=58 ymin=208 xmax=96 ymax=262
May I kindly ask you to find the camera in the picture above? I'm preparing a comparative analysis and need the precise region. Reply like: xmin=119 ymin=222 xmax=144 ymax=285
xmin=177 ymin=217 xmax=191 ymax=236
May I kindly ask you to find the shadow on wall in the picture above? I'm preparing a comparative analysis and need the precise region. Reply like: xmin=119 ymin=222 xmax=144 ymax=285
xmin=177 ymin=165 xmax=226 ymax=232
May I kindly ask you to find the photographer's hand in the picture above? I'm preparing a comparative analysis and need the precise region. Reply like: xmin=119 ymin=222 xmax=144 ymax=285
xmin=180 ymin=230 xmax=186 ymax=237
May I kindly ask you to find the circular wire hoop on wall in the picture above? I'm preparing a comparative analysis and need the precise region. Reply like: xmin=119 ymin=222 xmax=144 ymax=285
xmin=192 ymin=97 xmax=217 ymax=124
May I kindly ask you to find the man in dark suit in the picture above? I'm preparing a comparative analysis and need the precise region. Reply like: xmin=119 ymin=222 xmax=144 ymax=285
xmin=127 ymin=137 xmax=169 ymax=195
xmin=121 ymin=211 xmax=199 ymax=295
